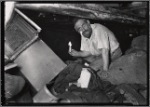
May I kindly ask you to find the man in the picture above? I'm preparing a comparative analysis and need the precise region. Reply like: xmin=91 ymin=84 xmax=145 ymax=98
xmin=69 ymin=18 xmax=122 ymax=74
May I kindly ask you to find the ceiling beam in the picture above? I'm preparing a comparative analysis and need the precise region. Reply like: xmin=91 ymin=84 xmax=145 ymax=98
xmin=16 ymin=3 xmax=146 ymax=25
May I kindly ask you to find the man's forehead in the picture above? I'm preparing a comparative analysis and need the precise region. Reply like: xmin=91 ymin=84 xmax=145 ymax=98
xmin=74 ymin=19 xmax=86 ymax=28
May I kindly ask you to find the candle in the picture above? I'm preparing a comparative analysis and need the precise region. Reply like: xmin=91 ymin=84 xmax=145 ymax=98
xmin=68 ymin=41 xmax=72 ymax=52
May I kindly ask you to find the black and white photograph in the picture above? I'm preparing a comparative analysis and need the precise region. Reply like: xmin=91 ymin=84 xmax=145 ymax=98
xmin=3 ymin=1 xmax=149 ymax=106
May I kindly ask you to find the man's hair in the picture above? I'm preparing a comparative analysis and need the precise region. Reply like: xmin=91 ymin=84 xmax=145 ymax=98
xmin=72 ymin=17 xmax=87 ymax=25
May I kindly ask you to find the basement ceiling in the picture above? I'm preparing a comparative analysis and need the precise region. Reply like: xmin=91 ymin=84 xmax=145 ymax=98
xmin=15 ymin=2 xmax=147 ymax=26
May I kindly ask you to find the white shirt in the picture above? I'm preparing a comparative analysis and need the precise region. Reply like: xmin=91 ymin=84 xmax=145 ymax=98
xmin=80 ymin=24 xmax=119 ymax=55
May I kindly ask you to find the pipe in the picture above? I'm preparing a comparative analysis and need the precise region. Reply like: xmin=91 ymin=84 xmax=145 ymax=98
xmin=15 ymin=3 xmax=146 ymax=25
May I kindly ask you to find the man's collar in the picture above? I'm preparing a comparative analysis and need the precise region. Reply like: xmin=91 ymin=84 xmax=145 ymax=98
xmin=91 ymin=24 xmax=96 ymax=29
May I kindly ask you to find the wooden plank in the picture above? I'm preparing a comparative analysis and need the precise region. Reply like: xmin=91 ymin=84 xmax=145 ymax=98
xmin=14 ymin=40 xmax=67 ymax=91
xmin=15 ymin=8 xmax=41 ymax=33
xmin=5 ymin=63 xmax=18 ymax=71
xmin=33 ymin=85 xmax=58 ymax=103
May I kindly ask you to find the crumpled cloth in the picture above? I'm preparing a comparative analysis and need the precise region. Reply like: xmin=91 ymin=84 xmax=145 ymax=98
xmin=53 ymin=62 xmax=112 ymax=94
xmin=53 ymin=62 xmax=83 ymax=94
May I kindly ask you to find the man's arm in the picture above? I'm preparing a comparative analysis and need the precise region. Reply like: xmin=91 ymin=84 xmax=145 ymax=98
xmin=69 ymin=49 xmax=91 ymax=57
xmin=78 ymin=51 xmax=91 ymax=57
xmin=101 ymin=48 xmax=109 ymax=71
xmin=88 ymin=48 xmax=109 ymax=71
xmin=96 ymin=26 xmax=110 ymax=71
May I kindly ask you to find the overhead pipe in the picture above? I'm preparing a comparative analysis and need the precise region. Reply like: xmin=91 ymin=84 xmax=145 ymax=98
xmin=15 ymin=3 xmax=146 ymax=25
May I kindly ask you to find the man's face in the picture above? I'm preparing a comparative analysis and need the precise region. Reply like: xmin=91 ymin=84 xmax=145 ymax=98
xmin=74 ymin=19 xmax=92 ymax=38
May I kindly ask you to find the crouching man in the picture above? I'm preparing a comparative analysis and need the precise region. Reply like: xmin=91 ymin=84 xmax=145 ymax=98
xmin=51 ymin=18 xmax=122 ymax=103
xmin=69 ymin=18 xmax=122 ymax=77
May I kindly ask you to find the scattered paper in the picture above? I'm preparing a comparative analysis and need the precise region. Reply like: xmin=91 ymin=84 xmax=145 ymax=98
xmin=77 ymin=68 xmax=91 ymax=88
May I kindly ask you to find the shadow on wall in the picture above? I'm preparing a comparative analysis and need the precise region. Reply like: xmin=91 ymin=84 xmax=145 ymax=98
xmin=39 ymin=25 xmax=81 ymax=62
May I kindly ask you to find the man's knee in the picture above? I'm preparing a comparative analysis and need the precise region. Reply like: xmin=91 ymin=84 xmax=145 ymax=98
xmin=89 ymin=56 xmax=103 ymax=71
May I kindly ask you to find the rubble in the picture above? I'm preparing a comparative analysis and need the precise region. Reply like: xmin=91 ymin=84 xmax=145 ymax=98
xmin=131 ymin=35 xmax=147 ymax=50
xmin=5 ymin=73 xmax=25 ymax=99
xmin=125 ymin=35 xmax=147 ymax=54
xmin=98 ymin=35 xmax=147 ymax=86
xmin=100 ymin=50 xmax=147 ymax=85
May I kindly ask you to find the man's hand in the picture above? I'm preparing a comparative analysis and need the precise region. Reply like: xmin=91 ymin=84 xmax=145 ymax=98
xmin=97 ymin=69 xmax=109 ymax=79
xmin=69 ymin=49 xmax=80 ymax=57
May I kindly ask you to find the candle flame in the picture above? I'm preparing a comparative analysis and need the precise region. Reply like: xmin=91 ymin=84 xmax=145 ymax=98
xmin=68 ymin=41 xmax=72 ymax=46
